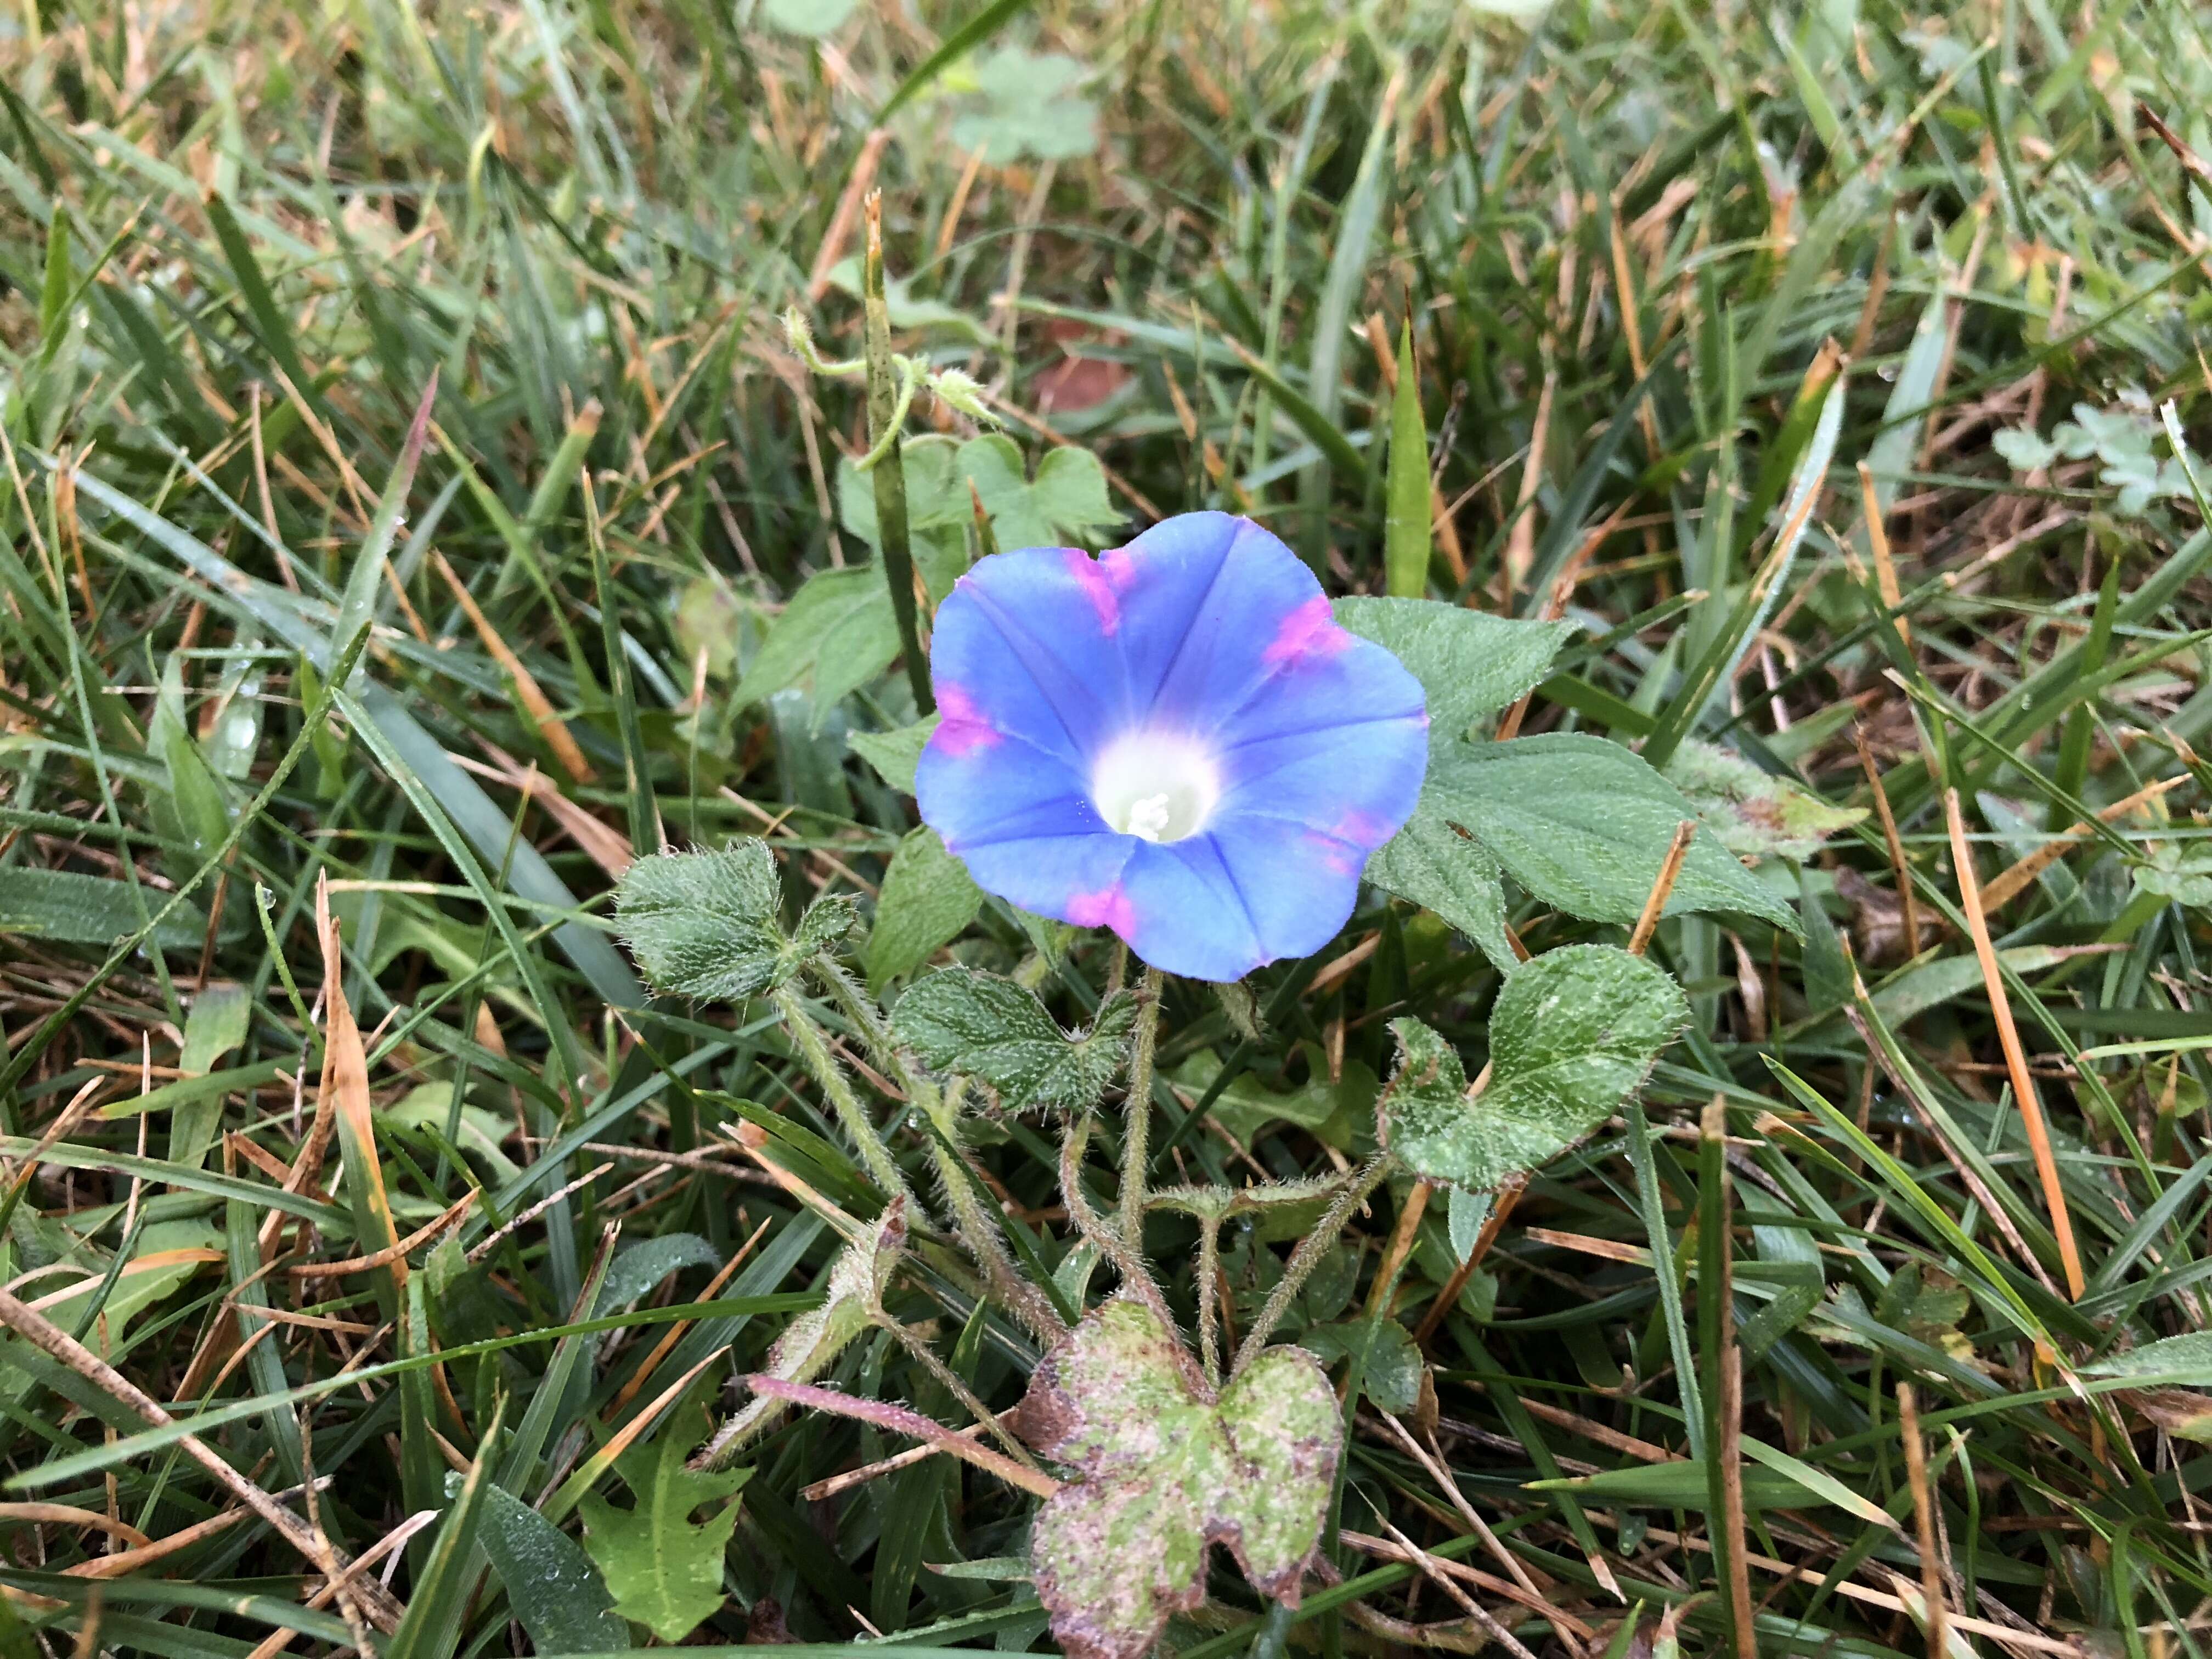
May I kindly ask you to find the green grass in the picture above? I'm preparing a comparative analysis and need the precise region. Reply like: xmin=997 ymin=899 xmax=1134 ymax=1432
xmin=6 ymin=0 xmax=2212 ymax=1654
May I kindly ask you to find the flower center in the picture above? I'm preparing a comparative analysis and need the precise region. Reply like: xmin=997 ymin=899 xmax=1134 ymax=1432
xmin=1091 ymin=730 xmax=1221 ymax=844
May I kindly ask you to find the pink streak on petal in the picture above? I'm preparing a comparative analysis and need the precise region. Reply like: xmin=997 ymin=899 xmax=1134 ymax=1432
xmin=1329 ymin=808 xmax=1395 ymax=850
xmin=932 ymin=682 xmax=1001 ymax=757
xmin=1307 ymin=831 xmax=1364 ymax=877
xmin=1064 ymin=549 xmax=1121 ymax=635
xmin=1065 ymin=883 xmax=1137 ymax=938
xmin=1261 ymin=595 xmax=1353 ymax=666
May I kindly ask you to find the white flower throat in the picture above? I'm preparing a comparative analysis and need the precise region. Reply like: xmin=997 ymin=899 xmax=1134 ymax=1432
xmin=1091 ymin=730 xmax=1221 ymax=844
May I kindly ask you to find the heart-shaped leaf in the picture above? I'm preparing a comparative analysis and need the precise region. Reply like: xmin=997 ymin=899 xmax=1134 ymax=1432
xmin=1420 ymin=732 xmax=1797 ymax=932
xmin=893 ymin=968 xmax=1135 ymax=1113
xmin=1018 ymin=1298 xmax=1339 ymax=1659
xmin=1381 ymin=945 xmax=1689 ymax=1190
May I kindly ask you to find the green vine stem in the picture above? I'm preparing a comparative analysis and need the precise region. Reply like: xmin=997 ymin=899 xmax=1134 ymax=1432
xmin=862 ymin=191 xmax=934 ymax=715
xmin=1197 ymin=1212 xmax=1225 ymax=1389
xmin=1118 ymin=965 xmax=1166 ymax=1243
xmin=921 ymin=1084 xmax=1069 ymax=1346
xmin=1230 ymin=1153 xmax=1393 ymax=1378
xmin=769 ymin=981 xmax=916 ymax=1210
xmin=1061 ymin=1111 xmax=1172 ymax=1328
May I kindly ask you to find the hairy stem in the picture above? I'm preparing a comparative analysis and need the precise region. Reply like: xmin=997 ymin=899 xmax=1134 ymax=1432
xmin=808 ymin=956 xmax=926 ymax=1101
xmin=1231 ymin=1153 xmax=1393 ymax=1378
xmin=882 ymin=1317 xmax=1047 ymax=1472
xmin=1198 ymin=1212 xmax=1224 ymax=1389
xmin=1060 ymin=1111 xmax=1171 ymax=1326
xmin=922 ymin=1088 xmax=1068 ymax=1346
xmin=1118 ymin=966 xmax=1166 ymax=1244
xmin=770 ymin=981 xmax=915 ymax=1210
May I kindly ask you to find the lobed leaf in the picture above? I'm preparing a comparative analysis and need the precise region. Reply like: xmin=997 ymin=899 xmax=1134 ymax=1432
xmin=1018 ymin=1298 xmax=1339 ymax=1659
xmin=579 ymin=1393 xmax=751 ymax=1643
xmin=1381 ymin=946 xmax=1689 ymax=1190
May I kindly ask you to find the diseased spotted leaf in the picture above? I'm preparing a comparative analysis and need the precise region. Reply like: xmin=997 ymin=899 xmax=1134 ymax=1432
xmin=866 ymin=827 xmax=983 ymax=988
xmin=1332 ymin=599 xmax=1574 ymax=741
xmin=1423 ymin=733 xmax=1797 ymax=932
xmin=1364 ymin=794 xmax=1516 ymax=969
xmin=893 ymin=967 xmax=1136 ymax=1114
xmin=614 ymin=843 xmax=810 ymax=1001
xmin=579 ymin=1392 xmax=750 ymax=1643
xmin=1664 ymin=740 xmax=1867 ymax=861
xmin=1381 ymin=946 xmax=1688 ymax=1190
xmin=1018 ymin=1298 xmax=1339 ymax=1659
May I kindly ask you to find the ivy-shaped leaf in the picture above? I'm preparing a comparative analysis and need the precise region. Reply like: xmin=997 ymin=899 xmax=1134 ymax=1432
xmin=948 ymin=48 xmax=1101 ymax=162
xmin=614 ymin=843 xmax=812 ymax=1001
xmin=957 ymin=435 xmax=1118 ymax=552
xmin=1381 ymin=946 xmax=1689 ymax=1190
xmin=839 ymin=435 xmax=1120 ymax=603
xmin=1017 ymin=1298 xmax=1339 ymax=1659
xmin=893 ymin=968 xmax=1136 ymax=1114
xmin=579 ymin=1392 xmax=751 ymax=1644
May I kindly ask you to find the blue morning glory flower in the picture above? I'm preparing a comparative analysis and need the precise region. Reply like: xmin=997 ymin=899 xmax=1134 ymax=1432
xmin=916 ymin=512 xmax=1429 ymax=981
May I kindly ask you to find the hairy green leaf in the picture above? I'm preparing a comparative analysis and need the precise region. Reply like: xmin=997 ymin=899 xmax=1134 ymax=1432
xmin=1333 ymin=599 xmax=1575 ymax=740
xmin=1364 ymin=795 xmax=1516 ymax=969
xmin=1019 ymin=1297 xmax=1339 ymax=1659
xmin=614 ymin=843 xmax=809 ymax=1001
xmin=1382 ymin=946 xmax=1688 ymax=1189
xmin=1424 ymin=733 xmax=1797 ymax=931
xmin=893 ymin=967 xmax=1136 ymax=1113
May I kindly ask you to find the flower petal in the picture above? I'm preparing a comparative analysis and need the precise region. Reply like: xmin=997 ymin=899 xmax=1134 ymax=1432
xmin=936 ymin=545 xmax=1136 ymax=757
